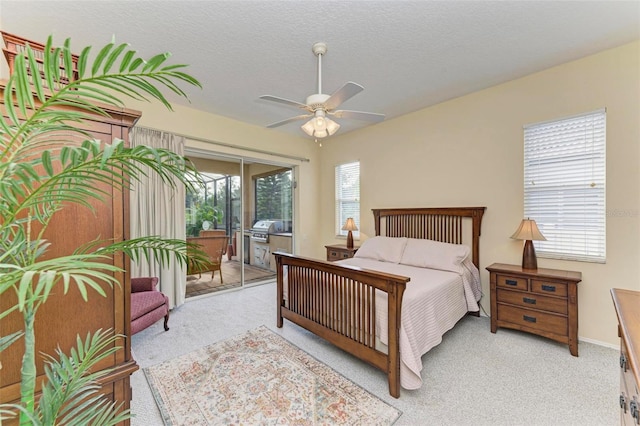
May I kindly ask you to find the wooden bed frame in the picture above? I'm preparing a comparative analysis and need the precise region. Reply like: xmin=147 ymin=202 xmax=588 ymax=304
xmin=275 ymin=207 xmax=486 ymax=398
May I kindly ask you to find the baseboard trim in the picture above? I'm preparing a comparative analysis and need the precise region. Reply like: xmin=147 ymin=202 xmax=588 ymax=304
xmin=578 ymin=335 xmax=619 ymax=350
xmin=473 ymin=305 xmax=618 ymax=350
xmin=479 ymin=311 xmax=619 ymax=350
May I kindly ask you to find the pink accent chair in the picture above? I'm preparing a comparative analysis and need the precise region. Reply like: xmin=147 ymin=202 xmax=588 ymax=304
xmin=130 ymin=277 xmax=170 ymax=334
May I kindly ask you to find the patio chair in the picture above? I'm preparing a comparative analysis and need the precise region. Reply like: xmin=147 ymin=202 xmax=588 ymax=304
xmin=199 ymin=230 xmax=227 ymax=254
xmin=186 ymin=235 xmax=228 ymax=283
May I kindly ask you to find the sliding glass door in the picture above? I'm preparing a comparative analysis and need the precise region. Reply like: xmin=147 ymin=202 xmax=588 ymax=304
xmin=184 ymin=153 xmax=294 ymax=298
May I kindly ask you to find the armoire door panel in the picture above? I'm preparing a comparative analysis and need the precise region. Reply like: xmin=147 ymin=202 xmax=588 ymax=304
xmin=1 ymin=79 xmax=141 ymax=425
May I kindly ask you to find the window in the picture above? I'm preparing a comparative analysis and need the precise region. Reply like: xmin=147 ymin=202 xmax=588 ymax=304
xmin=185 ymin=172 xmax=232 ymax=237
xmin=335 ymin=161 xmax=360 ymax=238
xmin=254 ymin=168 xmax=292 ymax=223
xmin=523 ymin=109 xmax=606 ymax=263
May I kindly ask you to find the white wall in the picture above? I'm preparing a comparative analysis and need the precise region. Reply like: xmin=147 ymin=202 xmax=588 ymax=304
xmin=319 ymin=41 xmax=640 ymax=346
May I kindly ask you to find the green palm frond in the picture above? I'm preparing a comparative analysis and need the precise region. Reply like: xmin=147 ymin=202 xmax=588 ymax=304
xmin=0 ymin=330 xmax=23 ymax=352
xmin=0 ymin=253 xmax=121 ymax=315
xmin=0 ymin=34 xmax=203 ymax=424
xmin=33 ymin=330 xmax=128 ymax=426
xmin=1 ymin=138 xmax=200 ymax=228
xmin=83 ymin=236 xmax=190 ymax=267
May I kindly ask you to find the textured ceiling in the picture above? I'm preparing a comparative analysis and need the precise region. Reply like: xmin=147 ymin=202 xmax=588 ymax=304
xmin=1 ymin=1 xmax=639 ymax=138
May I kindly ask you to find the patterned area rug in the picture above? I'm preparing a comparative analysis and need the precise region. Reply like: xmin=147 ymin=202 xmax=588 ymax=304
xmin=144 ymin=326 xmax=401 ymax=425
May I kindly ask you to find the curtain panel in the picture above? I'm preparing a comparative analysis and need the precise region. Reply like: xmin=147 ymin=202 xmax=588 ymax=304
xmin=130 ymin=127 xmax=186 ymax=308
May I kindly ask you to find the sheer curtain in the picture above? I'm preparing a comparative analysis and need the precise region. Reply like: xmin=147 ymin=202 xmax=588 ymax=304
xmin=130 ymin=127 xmax=186 ymax=309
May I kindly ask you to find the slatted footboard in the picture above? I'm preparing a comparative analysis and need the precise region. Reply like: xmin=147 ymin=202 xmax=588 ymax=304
xmin=275 ymin=253 xmax=410 ymax=398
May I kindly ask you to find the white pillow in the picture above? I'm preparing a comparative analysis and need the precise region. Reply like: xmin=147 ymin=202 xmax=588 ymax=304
xmin=399 ymin=238 xmax=470 ymax=274
xmin=354 ymin=236 xmax=408 ymax=263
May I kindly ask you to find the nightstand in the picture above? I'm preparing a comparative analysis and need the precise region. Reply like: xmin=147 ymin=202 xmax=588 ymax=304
xmin=325 ymin=244 xmax=359 ymax=261
xmin=486 ymin=263 xmax=582 ymax=356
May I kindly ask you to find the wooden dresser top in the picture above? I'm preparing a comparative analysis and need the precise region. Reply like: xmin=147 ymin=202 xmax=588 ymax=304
xmin=486 ymin=263 xmax=582 ymax=282
xmin=611 ymin=288 xmax=640 ymax=386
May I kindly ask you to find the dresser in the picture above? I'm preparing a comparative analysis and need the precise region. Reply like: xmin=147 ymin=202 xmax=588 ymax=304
xmin=487 ymin=263 xmax=582 ymax=356
xmin=611 ymin=288 xmax=640 ymax=425
xmin=325 ymin=244 xmax=359 ymax=261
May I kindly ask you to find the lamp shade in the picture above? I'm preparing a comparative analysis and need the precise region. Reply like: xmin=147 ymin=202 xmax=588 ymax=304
xmin=342 ymin=217 xmax=358 ymax=249
xmin=325 ymin=117 xmax=340 ymax=135
xmin=342 ymin=217 xmax=358 ymax=231
xmin=301 ymin=110 xmax=340 ymax=138
xmin=301 ymin=119 xmax=316 ymax=136
xmin=510 ymin=219 xmax=546 ymax=241
xmin=511 ymin=218 xmax=545 ymax=270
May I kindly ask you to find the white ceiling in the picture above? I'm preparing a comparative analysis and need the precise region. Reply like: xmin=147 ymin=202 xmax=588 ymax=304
xmin=1 ymin=1 xmax=639 ymax=138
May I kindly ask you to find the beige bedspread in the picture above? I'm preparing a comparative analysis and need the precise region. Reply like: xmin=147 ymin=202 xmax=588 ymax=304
xmin=335 ymin=257 xmax=481 ymax=390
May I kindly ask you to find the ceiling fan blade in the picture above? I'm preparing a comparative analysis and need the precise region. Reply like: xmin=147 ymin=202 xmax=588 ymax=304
xmin=332 ymin=110 xmax=385 ymax=122
xmin=260 ymin=95 xmax=310 ymax=111
xmin=266 ymin=114 xmax=312 ymax=128
xmin=324 ymin=82 xmax=364 ymax=110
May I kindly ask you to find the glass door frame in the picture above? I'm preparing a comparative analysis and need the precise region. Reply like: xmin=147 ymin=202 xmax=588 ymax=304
xmin=185 ymin=147 xmax=296 ymax=293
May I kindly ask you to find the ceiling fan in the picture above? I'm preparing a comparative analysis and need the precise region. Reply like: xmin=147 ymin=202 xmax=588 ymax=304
xmin=260 ymin=42 xmax=385 ymax=139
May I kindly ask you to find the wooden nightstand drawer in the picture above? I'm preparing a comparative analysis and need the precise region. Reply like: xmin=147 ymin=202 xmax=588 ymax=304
xmin=325 ymin=245 xmax=358 ymax=262
xmin=327 ymin=250 xmax=341 ymax=261
xmin=531 ymin=279 xmax=567 ymax=297
xmin=497 ymin=275 xmax=528 ymax=291
xmin=498 ymin=305 xmax=568 ymax=336
xmin=487 ymin=263 xmax=581 ymax=356
xmin=496 ymin=288 xmax=568 ymax=315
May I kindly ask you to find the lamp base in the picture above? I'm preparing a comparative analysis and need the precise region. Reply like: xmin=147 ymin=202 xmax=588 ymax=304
xmin=346 ymin=231 xmax=354 ymax=249
xmin=522 ymin=240 xmax=538 ymax=270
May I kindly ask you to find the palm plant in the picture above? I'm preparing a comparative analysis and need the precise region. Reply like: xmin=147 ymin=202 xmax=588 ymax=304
xmin=0 ymin=35 xmax=203 ymax=424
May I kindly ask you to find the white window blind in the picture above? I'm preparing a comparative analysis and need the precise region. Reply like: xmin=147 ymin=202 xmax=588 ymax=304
xmin=523 ymin=109 xmax=606 ymax=263
xmin=335 ymin=161 xmax=360 ymax=238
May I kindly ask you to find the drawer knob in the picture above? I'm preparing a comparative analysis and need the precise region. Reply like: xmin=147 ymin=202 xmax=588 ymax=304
xmin=523 ymin=297 xmax=537 ymax=305
xmin=621 ymin=394 xmax=628 ymax=412
xmin=630 ymin=399 xmax=639 ymax=423
xmin=523 ymin=315 xmax=537 ymax=323
xmin=505 ymin=279 xmax=518 ymax=286
xmin=621 ymin=353 xmax=628 ymax=371
xmin=541 ymin=284 xmax=556 ymax=292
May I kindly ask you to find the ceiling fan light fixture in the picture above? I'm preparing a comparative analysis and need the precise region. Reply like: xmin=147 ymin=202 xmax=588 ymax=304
xmin=262 ymin=41 xmax=383 ymax=139
xmin=301 ymin=112 xmax=340 ymax=138
xmin=301 ymin=119 xmax=316 ymax=137
xmin=325 ymin=117 xmax=340 ymax=135
xmin=315 ymin=128 xmax=329 ymax=138
xmin=313 ymin=115 xmax=326 ymax=131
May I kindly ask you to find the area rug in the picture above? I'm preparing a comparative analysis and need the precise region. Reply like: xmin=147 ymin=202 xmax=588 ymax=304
xmin=143 ymin=326 xmax=401 ymax=425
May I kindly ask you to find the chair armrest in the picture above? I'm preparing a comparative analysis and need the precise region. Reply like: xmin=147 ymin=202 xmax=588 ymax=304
xmin=131 ymin=277 xmax=159 ymax=293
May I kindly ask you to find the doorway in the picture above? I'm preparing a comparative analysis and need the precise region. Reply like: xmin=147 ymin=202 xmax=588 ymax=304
xmin=184 ymin=153 xmax=294 ymax=298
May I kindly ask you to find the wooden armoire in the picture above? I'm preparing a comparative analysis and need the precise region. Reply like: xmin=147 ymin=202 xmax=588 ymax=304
xmin=0 ymin=32 xmax=140 ymax=424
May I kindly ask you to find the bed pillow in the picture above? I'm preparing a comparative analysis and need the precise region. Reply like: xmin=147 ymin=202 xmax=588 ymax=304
xmin=353 ymin=236 xmax=408 ymax=263
xmin=399 ymin=238 xmax=470 ymax=274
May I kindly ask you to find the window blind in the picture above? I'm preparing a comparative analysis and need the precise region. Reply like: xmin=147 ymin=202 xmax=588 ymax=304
xmin=335 ymin=161 xmax=360 ymax=237
xmin=524 ymin=109 xmax=606 ymax=263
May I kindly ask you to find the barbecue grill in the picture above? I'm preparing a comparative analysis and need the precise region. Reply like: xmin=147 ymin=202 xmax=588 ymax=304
xmin=250 ymin=220 xmax=284 ymax=243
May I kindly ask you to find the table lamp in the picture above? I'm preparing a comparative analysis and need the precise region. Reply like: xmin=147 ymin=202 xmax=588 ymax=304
xmin=511 ymin=218 xmax=546 ymax=270
xmin=342 ymin=217 xmax=358 ymax=249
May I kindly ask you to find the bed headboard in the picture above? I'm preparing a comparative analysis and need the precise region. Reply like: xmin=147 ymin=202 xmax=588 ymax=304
xmin=372 ymin=207 xmax=486 ymax=268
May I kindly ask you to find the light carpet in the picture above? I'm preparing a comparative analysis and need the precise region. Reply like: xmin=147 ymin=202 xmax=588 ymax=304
xmin=143 ymin=326 xmax=402 ymax=425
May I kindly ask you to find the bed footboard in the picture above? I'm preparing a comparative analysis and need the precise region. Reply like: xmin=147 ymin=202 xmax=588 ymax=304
xmin=275 ymin=252 xmax=409 ymax=398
